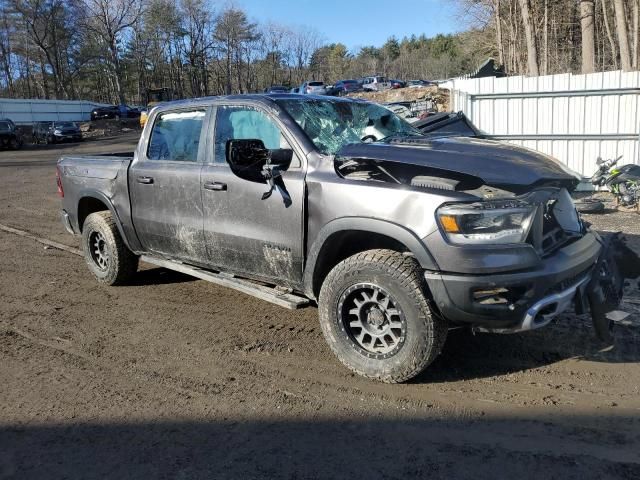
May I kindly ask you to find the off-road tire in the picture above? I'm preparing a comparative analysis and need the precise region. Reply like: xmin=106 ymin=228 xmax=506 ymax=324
xmin=318 ymin=249 xmax=447 ymax=383
xmin=574 ymin=198 xmax=605 ymax=213
xmin=82 ymin=211 xmax=138 ymax=285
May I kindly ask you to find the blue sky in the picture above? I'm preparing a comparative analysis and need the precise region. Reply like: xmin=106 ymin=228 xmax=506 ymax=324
xmin=235 ymin=0 xmax=463 ymax=53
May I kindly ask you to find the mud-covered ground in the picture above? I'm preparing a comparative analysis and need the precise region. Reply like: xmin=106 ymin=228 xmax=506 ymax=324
xmin=1 ymin=137 xmax=639 ymax=479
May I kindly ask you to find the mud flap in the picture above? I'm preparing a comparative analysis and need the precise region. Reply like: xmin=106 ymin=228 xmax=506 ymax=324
xmin=587 ymin=233 xmax=640 ymax=344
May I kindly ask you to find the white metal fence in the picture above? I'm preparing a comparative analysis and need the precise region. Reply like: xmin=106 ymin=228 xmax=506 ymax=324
xmin=0 ymin=98 xmax=108 ymax=125
xmin=445 ymin=70 xmax=640 ymax=178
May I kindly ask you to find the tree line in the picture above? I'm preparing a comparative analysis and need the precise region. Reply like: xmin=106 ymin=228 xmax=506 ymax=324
xmin=1 ymin=1 xmax=637 ymax=105
xmin=460 ymin=0 xmax=639 ymax=75
xmin=0 ymin=0 xmax=484 ymax=104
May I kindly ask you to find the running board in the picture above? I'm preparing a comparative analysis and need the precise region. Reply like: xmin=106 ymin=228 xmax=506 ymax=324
xmin=140 ymin=255 xmax=309 ymax=310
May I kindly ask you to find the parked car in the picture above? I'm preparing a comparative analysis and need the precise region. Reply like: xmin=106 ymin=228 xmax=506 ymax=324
xmin=327 ymin=79 xmax=361 ymax=96
xmin=0 ymin=119 xmax=23 ymax=149
xmin=91 ymin=105 xmax=141 ymax=121
xmin=264 ymin=85 xmax=289 ymax=94
xmin=362 ymin=76 xmax=391 ymax=92
xmin=384 ymin=100 xmax=438 ymax=123
xmin=33 ymin=121 xmax=83 ymax=144
xmin=389 ymin=79 xmax=406 ymax=89
xmin=407 ymin=79 xmax=435 ymax=88
xmin=299 ymin=81 xmax=327 ymax=95
xmin=57 ymin=94 xmax=638 ymax=383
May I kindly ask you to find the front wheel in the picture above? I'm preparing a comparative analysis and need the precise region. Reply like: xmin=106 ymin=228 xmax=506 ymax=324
xmin=318 ymin=249 xmax=447 ymax=383
xmin=82 ymin=211 xmax=139 ymax=285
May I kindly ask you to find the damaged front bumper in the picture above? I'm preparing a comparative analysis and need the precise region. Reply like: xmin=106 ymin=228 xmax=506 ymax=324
xmin=425 ymin=232 xmax=639 ymax=342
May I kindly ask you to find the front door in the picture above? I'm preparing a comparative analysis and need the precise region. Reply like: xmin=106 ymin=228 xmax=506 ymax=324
xmin=130 ymin=107 xmax=208 ymax=262
xmin=201 ymin=104 xmax=305 ymax=287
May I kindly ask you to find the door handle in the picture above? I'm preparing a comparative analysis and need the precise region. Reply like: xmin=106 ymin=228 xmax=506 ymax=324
xmin=136 ymin=176 xmax=154 ymax=184
xmin=204 ymin=181 xmax=227 ymax=191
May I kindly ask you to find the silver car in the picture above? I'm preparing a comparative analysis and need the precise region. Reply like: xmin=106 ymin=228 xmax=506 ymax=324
xmin=300 ymin=81 xmax=327 ymax=95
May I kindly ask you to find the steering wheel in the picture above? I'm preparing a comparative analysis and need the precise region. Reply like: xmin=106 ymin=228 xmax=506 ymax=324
xmin=361 ymin=135 xmax=377 ymax=143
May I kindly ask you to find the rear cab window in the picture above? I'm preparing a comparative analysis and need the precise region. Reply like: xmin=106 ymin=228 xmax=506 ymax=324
xmin=147 ymin=109 xmax=206 ymax=161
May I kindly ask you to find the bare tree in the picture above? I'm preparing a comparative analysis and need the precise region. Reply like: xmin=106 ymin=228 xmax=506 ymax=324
xmin=10 ymin=0 xmax=77 ymax=98
xmin=518 ymin=0 xmax=539 ymax=75
xmin=580 ymin=0 xmax=596 ymax=73
xmin=613 ymin=0 xmax=632 ymax=71
xmin=82 ymin=0 xmax=145 ymax=104
xmin=214 ymin=7 xmax=259 ymax=94
xmin=600 ymin=0 xmax=618 ymax=69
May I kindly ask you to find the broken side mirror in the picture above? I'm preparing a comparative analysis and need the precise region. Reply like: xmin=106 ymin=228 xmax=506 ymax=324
xmin=226 ymin=138 xmax=294 ymax=201
xmin=226 ymin=138 xmax=270 ymax=171
xmin=226 ymin=139 xmax=293 ymax=172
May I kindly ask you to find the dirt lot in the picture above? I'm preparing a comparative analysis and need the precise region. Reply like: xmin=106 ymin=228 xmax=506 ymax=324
xmin=0 ymin=137 xmax=639 ymax=479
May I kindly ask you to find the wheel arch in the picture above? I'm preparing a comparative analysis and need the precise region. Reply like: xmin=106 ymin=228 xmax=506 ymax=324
xmin=303 ymin=218 xmax=438 ymax=299
xmin=77 ymin=191 xmax=133 ymax=251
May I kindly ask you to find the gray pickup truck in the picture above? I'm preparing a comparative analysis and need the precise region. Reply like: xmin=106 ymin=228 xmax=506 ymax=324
xmin=57 ymin=94 xmax=637 ymax=383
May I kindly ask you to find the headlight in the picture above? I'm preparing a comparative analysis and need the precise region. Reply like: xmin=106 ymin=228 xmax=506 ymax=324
xmin=437 ymin=200 xmax=536 ymax=245
xmin=54 ymin=130 xmax=62 ymax=135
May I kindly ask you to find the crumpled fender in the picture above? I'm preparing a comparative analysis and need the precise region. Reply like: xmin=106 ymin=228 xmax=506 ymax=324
xmin=588 ymin=233 xmax=640 ymax=343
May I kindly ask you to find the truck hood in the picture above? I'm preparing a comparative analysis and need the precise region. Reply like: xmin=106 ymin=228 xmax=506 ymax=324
xmin=336 ymin=136 xmax=581 ymax=192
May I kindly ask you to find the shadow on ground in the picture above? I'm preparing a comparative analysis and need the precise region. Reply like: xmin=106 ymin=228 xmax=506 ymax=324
xmin=1 ymin=415 xmax=639 ymax=480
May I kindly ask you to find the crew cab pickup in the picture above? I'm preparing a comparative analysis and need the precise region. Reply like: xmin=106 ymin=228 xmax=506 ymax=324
xmin=57 ymin=94 xmax=638 ymax=383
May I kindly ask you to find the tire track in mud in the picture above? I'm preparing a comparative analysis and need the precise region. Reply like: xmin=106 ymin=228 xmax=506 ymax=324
xmin=2 ymin=226 xmax=640 ymax=415
xmin=4 ymin=328 xmax=640 ymax=470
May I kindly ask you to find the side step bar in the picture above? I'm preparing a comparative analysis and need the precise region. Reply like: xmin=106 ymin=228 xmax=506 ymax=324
xmin=141 ymin=256 xmax=310 ymax=310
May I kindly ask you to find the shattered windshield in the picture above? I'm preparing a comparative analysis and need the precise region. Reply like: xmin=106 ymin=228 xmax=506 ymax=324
xmin=276 ymin=98 xmax=420 ymax=155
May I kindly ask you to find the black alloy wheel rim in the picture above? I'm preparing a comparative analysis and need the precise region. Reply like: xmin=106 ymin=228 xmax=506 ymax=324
xmin=337 ymin=283 xmax=407 ymax=359
xmin=89 ymin=230 xmax=110 ymax=271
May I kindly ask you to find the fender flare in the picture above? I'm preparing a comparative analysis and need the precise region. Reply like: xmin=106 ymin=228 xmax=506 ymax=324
xmin=303 ymin=217 xmax=438 ymax=298
xmin=76 ymin=190 xmax=135 ymax=252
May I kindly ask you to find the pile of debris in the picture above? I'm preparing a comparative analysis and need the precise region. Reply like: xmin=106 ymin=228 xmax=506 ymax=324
xmin=347 ymin=86 xmax=450 ymax=112
xmin=79 ymin=119 xmax=140 ymax=139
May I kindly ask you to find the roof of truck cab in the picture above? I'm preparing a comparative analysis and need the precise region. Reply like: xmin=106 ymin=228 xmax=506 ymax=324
xmin=150 ymin=93 xmax=364 ymax=112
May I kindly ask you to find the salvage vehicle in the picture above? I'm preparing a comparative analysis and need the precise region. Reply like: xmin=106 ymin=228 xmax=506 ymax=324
xmin=57 ymin=95 xmax=639 ymax=383
xmin=91 ymin=105 xmax=141 ymax=121
xmin=326 ymin=79 xmax=361 ymax=96
xmin=362 ymin=76 xmax=391 ymax=92
xmin=0 ymin=119 xmax=24 ymax=149
xmin=389 ymin=79 xmax=406 ymax=89
xmin=299 ymin=81 xmax=327 ymax=95
xmin=264 ymin=85 xmax=289 ymax=94
xmin=407 ymin=79 xmax=436 ymax=88
xmin=33 ymin=121 xmax=83 ymax=144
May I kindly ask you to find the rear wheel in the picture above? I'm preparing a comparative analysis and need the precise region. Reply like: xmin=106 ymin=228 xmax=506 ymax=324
xmin=82 ymin=211 xmax=138 ymax=285
xmin=318 ymin=249 xmax=447 ymax=383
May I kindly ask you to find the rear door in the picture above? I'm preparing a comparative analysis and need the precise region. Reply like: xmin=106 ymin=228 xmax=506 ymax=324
xmin=129 ymin=107 xmax=209 ymax=262
xmin=200 ymin=103 xmax=306 ymax=286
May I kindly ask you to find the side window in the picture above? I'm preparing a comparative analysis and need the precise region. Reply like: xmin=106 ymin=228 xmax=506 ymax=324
xmin=214 ymin=105 xmax=296 ymax=165
xmin=147 ymin=109 xmax=206 ymax=161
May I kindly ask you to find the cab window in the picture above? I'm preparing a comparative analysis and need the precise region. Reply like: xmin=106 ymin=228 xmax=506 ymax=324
xmin=214 ymin=105 xmax=296 ymax=166
xmin=147 ymin=109 xmax=206 ymax=161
